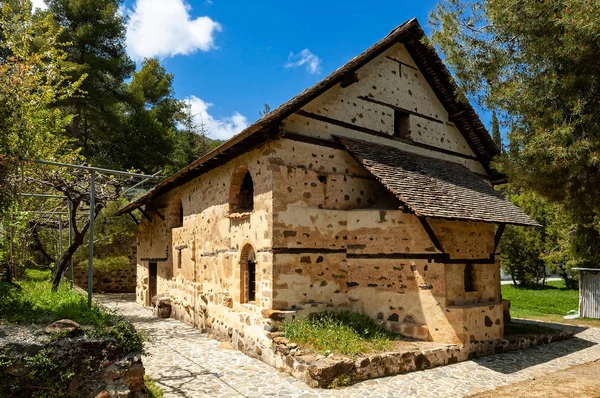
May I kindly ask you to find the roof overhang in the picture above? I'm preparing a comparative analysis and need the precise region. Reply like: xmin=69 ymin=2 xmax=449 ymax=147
xmin=337 ymin=136 xmax=539 ymax=227
xmin=116 ymin=18 xmax=505 ymax=216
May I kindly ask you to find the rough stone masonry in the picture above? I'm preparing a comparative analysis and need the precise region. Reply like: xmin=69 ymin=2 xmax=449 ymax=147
xmin=115 ymin=18 xmax=538 ymax=385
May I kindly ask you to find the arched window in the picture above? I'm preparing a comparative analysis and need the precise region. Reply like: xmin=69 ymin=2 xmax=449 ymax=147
xmin=239 ymin=172 xmax=254 ymax=211
xmin=229 ymin=166 xmax=254 ymax=213
xmin=240 ymin=244 xmax=257 ymax=303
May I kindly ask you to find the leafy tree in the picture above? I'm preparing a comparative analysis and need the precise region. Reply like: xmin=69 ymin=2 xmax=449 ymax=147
xmin=500 ymin=189 xmax=554 ymax=286
xmin=45 ymin=0 xmax=135 ymax=158
xmin=0 ymin=0 xmax=83 ymax=280
xmin=430 ymin=0 xmax=600 ymax=273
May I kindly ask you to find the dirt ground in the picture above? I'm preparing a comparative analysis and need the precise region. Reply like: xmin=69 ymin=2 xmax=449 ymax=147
xmin=472 ymin=360 xmax=600 ymax=398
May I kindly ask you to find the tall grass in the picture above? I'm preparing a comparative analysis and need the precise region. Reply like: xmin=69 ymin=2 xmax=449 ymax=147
xmin=284 ymin=311 xmax=397 ymax=356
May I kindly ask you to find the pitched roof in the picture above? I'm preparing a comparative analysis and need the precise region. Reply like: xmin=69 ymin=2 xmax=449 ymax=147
xmin=116 ymin=18 xmax=503 ymax=216
xmin=337 ymin=136 xmax=538 ymax=226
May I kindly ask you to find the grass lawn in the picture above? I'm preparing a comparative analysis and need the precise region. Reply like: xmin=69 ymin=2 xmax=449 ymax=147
xmin=0 ymin=269 xmax=145 ymax=353
xmin=502 ymin=280 xmax=600 ymax=327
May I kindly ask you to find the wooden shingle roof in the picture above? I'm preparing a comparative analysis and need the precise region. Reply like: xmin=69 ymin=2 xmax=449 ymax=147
xmin=116 ymin=18 xmax=505 ymax=215
xmin=338 ymin=136 xmax=538 ymax=226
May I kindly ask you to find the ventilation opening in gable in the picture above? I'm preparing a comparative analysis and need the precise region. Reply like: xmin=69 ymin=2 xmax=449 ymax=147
xmin=394 ymin=110 xmax=411 ymax=139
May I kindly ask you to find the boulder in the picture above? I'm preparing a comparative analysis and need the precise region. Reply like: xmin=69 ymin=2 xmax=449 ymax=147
xmin=45 ymin=319 xmax=81 ymax=335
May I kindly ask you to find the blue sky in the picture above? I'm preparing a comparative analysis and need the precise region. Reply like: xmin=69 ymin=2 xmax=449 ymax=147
xmin=123 ymin=0 xmax=447 ymax=140
xmin=33 ymin=0 xmax=470 ymax=140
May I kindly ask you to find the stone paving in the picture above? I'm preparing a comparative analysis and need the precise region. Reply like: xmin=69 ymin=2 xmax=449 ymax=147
xmin=98 ymin=294 xmax=600 ymax=398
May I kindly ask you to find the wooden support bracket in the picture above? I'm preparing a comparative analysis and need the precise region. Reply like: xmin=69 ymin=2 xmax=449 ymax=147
xmin=128 ymin=211 xmax=139 ymax=225
xmin=494 ymin=223 xmax=506 ymax=253
xmin=155 ymin=209 xmax=165 ymax=221
xmin=417 ymin=216 xmax=444 ymax=253
xmin=138 ymin=207 xmax=152 ymax=222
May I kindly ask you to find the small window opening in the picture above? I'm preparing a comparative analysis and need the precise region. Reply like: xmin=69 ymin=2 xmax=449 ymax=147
xmin=241 ymin=245 xmax=257 ymax=304
xmin=179 ymin=203 xmax=184 ymax=226
xmin=238 ymin=171 xmax=254 ymax=211
xmin=248 ymin=258 xmax=256 ymax=303
xmin=177 ymin=249 xmax=182 ymax=269
xmin=464 ymin=264 xmax=476 ymax=292
xmin=394 ymin=110 xmax=411 ymax=139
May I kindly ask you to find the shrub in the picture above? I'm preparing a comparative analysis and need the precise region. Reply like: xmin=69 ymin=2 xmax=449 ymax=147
xmin=0 ymin=269 xmax=145 ymax=354
xmin=144 ymin=376 xmax=164 ymax=398
xmin=284 ymin=311 xmax=397 ymax=356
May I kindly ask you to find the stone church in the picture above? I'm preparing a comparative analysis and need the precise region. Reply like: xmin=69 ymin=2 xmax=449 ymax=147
xmin=117 ymin=19 xmax=537 ymax=354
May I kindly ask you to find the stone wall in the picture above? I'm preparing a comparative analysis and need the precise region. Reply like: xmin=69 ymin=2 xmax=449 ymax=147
xmin=73 ymin=259 xmax=137 ymax=293
xmin=269 ymin=138 xmax=502 ymax=344
xmin=135 ymin=141 xmax=276 ymax=348
xmin=0 ymin=324 xmax=145 ymax=397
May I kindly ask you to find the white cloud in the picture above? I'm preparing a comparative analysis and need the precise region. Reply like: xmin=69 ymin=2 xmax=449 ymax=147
xmin=285 ymin=49 xmax=321 ymax=74
xmin=125 ymin=0 xmax=221 ymax=60
xmin=31 ymin=0 xmax=47 ymax=10
xmin=184 ymin=95 xmax=248 ymax=141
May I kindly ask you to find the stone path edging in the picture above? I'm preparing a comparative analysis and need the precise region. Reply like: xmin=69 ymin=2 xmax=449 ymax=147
xmin=98 ymin=294 xmax=600 ymax=398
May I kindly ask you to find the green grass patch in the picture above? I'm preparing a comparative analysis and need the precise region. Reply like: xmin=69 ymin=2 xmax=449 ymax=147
xmin=501 ymin=280 xmax=579 ymax=319
xmin=284 ymin=311 xmax=397 ymax=356
xmin=144 ymin=376 xmax=163 ymax=398
xmin=0 ymin=269 xmax=144 ymax=353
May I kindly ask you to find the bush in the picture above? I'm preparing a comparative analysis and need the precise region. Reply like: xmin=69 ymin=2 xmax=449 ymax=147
xmin=284 ymin=311 xmax=397 ymax=356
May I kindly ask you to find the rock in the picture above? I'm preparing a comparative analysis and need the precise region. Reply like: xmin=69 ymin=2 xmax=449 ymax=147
xmin=315 ymin=355 xmax=326 ymax=360
xmin=267 ymin=331 xmax=285 ymax=339
xmin=307 ymin=357 xmax=354 ymax=388
xmin=5 ymin=361 xmax=30 ymax=377
xmin=152 ymin=296 xmax=172 ymax=318
xmin=277 ymin=344 xmax=290 ymax=355
xmin=288 ymin=342 xmax=298 ymax=349
xmin=289 ymin=348 xmax=297 ymax=356
xmin=273 ymin=336 xmax=289 ymax=345
xmin=116 ymin=384 xmax=130 ymax=398
xmin=217 ymin=341 xmax=234 ymax=350
xmin=45 ymin=319 xmax=81 ymax=335
xmin=95 ymin=391 xmax=110 ymax=398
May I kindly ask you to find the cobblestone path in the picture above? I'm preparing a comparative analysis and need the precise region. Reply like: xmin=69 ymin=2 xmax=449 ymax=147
xmin=98 ymin=294 xmax=600 ymax=398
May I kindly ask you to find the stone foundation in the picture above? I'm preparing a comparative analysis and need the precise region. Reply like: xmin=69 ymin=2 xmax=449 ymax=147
xmin=160 ymin=296 xmax=573 ymax=388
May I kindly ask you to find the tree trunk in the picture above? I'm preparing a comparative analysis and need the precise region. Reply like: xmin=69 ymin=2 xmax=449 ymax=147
xmin=51 ymin=222 xmax=87 ymax=291
xmin=30 ymin=223 xmax=56 ymax=265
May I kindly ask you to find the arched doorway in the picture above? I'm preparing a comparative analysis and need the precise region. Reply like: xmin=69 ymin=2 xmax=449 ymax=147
xmin=240 ymin=244 xmax=257 ymax=303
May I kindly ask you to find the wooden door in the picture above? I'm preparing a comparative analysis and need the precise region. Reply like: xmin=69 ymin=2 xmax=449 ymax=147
xmin=149 ymin=262 xmax=157 ymax=304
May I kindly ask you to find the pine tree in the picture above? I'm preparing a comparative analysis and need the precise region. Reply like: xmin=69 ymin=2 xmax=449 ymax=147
xmin=46 ymin=0 xmax=135 ymax=158
xmin=491 ymin=110 xmax=502 ymax=153
xmin=430 ymin=0 xmax=600 ymax=275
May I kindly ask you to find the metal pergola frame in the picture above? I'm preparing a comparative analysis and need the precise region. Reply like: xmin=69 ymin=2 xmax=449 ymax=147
xmin=21 ymin=158 xmax=161 ymax=306
xmin=21 ymin=194 xmax=73 ymax=289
